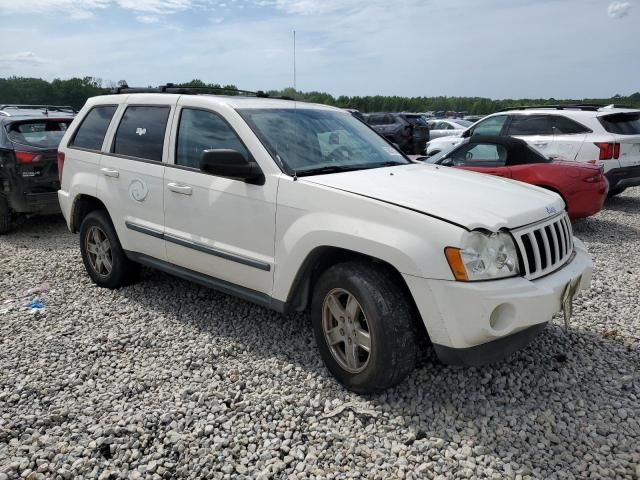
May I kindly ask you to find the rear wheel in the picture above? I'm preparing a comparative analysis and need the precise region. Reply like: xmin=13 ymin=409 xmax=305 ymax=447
xmin=311 ymin=262 xmax=418 ymax=394
xmin=79 ymin=210 xmax=139 ymax=288
xmin=0 ymin=195 xmax=12 ymax=235
xmin=608 ymin=186 xmax=626 ymax=197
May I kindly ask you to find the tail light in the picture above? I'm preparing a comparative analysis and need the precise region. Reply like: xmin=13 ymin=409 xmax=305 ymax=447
xmin=594 ymin=142 xmax=620 ymax=160
xmin=15 ymin=151 xmax=43 ymax=164
xmin=57 ymin=151 xmax=65 ymax=182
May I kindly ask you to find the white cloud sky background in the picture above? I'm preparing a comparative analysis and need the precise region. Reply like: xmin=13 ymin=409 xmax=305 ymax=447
xmin=0 ymin=0 xmax=637 ymax=99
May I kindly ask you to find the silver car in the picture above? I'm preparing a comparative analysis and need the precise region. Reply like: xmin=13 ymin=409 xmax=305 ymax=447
xmin=427 ymin=119 xmax=473 ymax=139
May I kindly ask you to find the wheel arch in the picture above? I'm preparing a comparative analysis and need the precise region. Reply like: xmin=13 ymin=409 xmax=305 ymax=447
xmin=70 ymin=194 xmax=109 ymax=233
xmin=284 ymin=247 xmax=422 ymax=320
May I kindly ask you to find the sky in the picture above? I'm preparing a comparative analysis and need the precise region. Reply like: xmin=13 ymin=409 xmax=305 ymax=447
xmin=0 ymin=0 xmax=637 ymax=99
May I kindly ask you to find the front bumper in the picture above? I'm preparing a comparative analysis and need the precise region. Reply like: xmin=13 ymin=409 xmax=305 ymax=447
xmin=403 ymin=238 xmax=593 ymax=366
xmin=606 ymin=165 xmax=640 ymax=190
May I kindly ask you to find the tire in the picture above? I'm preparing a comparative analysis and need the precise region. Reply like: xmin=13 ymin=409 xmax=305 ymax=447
xmin=0 ymin=195 xmax=12 ymax=235
xmin=608 ymin=187 xmax=626 ymax=197
xmin=79 ymin=209 xmax=139 ymax=288
xmin=311 ymin=261 xmax=418 ymax=394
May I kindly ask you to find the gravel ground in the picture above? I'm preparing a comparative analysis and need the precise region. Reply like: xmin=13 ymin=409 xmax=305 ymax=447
xmin=1 ymin=190 xmax=639 ymax=480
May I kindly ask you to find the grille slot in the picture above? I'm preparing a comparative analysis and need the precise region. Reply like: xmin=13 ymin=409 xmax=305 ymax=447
xmin=513 ymin=213 xmax=574 ymax=280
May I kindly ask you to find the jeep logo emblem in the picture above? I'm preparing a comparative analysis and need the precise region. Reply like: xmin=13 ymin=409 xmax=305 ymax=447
xmin=546 ymin=206 xmax=557 ymax=215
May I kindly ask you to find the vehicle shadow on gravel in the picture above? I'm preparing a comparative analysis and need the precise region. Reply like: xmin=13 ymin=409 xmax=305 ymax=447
xmin=573 ymin=216 xmax=639 ymax=244
xmin=603 ymin=190 xmax=640 ymax=214
xmin=0 ymin=215 xmax=75 ymax=251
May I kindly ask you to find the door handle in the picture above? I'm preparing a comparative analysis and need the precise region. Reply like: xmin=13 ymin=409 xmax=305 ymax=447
xmin=101 ymin=168 xmax=119 ymax=178
xmin=532 ymin=142 xmax=548 ymax=147
xmin=167 ymin=183 xmax=192 ymax=195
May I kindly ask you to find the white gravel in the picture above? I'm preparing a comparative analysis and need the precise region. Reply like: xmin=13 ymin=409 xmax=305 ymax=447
xmin=1 ymin=190 xmax=639 ymax=480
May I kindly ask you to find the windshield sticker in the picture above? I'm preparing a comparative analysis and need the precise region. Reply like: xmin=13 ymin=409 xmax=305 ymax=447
xmin=136 ymin=127 xmax=147 ymax=136
xmin=383 ymin=147 xmax=401 ymax=156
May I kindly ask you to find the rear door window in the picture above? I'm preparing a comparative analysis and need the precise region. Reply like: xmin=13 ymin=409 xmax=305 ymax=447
xmin=8 ymin=120 xmax=72 ymax=148
xmin=113 ymin=106 xmax=170 ymax=161
xmin=598 ymin=112 xmax=640 ymax=135
xmin=70 ymin=106 xmax=117 ymax=151
xmin=507 ymin=115 xmax=554 ymax=135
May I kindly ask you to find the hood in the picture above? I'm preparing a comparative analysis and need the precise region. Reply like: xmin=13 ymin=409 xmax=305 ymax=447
xmin=303 ymin=163 xmax=565 ymax=231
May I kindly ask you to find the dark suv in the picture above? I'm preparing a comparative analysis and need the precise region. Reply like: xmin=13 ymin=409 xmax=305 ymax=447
xmin=0 ymin=105 xmax=75 ymax=233
xmin=365 ymin=113 xmax=430 ymax=154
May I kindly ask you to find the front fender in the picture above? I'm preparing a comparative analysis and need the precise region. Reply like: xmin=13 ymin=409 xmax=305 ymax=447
xmin=272 ymin=177 xmax=464 ymax=302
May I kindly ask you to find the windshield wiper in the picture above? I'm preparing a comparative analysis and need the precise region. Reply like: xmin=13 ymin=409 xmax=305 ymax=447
xmin=296 ymin=161 xmax=409 ymax=177
xmin=296 ymin=165 xmax=366 ymax=177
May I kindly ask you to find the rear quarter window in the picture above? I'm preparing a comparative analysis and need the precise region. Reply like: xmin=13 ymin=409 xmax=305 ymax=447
xmin=7 ymin=120 xmax=72 ymax=148
xmin=598 ymin=112 xmax=640 ymax=135
xmin=552 ymin=116 xmax=591 ymax=134
xmin=70 ymin=106 xmax=117 ymax=151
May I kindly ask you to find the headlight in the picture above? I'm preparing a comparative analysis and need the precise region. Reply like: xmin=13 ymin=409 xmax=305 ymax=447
xmin=445 ymin=231 xmax=519 ymax=281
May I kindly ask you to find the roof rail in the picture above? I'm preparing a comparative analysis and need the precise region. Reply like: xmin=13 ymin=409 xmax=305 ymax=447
xmin=498 ymin=103 xmax=636 ymax=112
xmin=0 ymin=104 xmax=76 ymax=113
xmin=110 ymin=83 xmax=295 ymax=101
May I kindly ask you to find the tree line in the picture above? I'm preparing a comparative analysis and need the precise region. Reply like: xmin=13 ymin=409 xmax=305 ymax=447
xmin=1 ymin=76 xmax=639 ymax=115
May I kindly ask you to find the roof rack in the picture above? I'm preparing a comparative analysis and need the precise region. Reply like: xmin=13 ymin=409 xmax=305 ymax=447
xmin=499 ymin=103 xmax=635 ymax=112
xmin=0 ymin=104 xmax=77 ymax=113
xmin=110 ymin=83 xmax=295 ymax=101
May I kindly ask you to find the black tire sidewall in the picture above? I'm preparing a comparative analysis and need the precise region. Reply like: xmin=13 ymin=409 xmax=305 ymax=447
xmin=0 ymin=194 xmax=11 ymax=234
xmin=311 ymin=263 xmax=416 ymax=393
xmin=79 ymin=210 xmax=132 ymax=289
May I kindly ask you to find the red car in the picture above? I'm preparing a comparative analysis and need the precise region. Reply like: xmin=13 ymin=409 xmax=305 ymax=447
xmin=423 ymin=136 xmax=608 ymax=219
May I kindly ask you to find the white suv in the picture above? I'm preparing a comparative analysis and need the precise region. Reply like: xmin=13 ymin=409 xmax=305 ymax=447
xmin=57 ymin=88 xmax=593 ymax=393
xmin=426 ymin=105 xmax=640 ymax=196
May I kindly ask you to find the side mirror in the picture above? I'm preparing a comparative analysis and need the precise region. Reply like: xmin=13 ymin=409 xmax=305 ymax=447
xmin=441 ymin=158 xmax=453 ymax=166
xmin=461 ymin=129 xmax=471 ymax=138
xmin=199 ymin=149 xmax=265 ymax=185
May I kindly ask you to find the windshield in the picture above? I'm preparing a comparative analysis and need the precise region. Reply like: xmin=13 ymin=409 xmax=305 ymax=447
xmin=237 ymin=108 xmax=409 ymax=176
xmin=7 ymin=120 xmax=72 ymax=148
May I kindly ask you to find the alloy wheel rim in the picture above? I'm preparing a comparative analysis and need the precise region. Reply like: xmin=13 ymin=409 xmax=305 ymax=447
xmin=85 ymin=226 xmax=113 ymax=277
xmin=322 ymin=288 xmax=372 ymax=373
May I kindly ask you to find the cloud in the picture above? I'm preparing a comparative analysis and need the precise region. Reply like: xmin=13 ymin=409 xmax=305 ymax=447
xmin=608 ymin=1 xmax=632 ymax=18
xmin=0 ymin=0 xmax=200 ymax=17
xmin=115 ymin=0 xmax=195 ymax=14
xmin=257 ymin=0 xmax=344 ymax=15
xmin=136 ymin=14 xmax=160 ymax=23
xmin=0 ymin=51 xmax=48 ymax=65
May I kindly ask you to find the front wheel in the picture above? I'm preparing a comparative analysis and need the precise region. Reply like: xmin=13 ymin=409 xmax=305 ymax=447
xmin=79 ymin=210 xmax=139 ymax=288
xmin=311 ymin=262 xmax=418 ymax=394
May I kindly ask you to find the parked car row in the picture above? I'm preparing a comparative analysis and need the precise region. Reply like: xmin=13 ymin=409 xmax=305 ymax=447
xmin=362 ymin=112 xmax=430 ymax=155
xmin=425 ymin=105 xmax=640 ymax=197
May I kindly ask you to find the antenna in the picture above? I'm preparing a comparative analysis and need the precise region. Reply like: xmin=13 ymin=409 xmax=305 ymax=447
xmin=293 ymin=30 xmax=297 ymax=93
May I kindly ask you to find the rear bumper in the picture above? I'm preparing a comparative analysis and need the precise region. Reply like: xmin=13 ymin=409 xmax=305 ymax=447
xmin=566 ymin=178 xmax=608 ymax=219
xmin=7 ymin=191 xmax=60 ymax=214
xmin=606 ymin=165 xmax=640 ymax=189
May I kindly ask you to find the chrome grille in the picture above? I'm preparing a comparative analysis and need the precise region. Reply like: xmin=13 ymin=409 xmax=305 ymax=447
xmin=512 ymin=213 xmax=574 ymax=280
